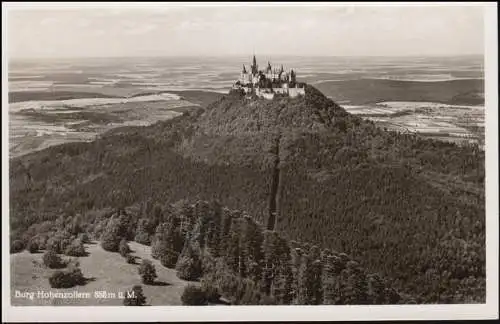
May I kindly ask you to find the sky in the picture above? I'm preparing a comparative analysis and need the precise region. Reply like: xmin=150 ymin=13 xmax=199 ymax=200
xmin=6 ymin=4 xmax=485 ymax=59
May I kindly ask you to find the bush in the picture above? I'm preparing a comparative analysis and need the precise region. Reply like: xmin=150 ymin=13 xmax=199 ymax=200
xmin=125 ymin=254 xmax=136 ymax=264
xmin=33 ymin=235 xmax=49 ymax=250
xmin=100 ymin=218 xmax=123 ymax=252
xmin=10 ymin=240 xmax=25 ymax=254
xmin=48 ymin=266 xmax=85 ymax=288
xmin=43 ymin=250 xmax=66 ymax=269
xmin=27 ymin=240 xmax=39 ymax=254
xmin=123 ymin=285 xmax=147 ymax=306
xmin=46 ymin=237 xmax=62 ymax=254
xmin=160 ymin=249 xmax=179 ymax=268
xmin=46 ymin=232 xmax=73 ymax=254
xmin=119 ymin=239 xmax=131 ymax=257
xmin=101 ymin=235 xmax=120 ymax=252
xmin=181 ymin=285 xmax=208 ymax=305
xmin=64 ymin=240 xmax=86 ymax=257
xmin=138 ymin=259 xmax=157 ymax=284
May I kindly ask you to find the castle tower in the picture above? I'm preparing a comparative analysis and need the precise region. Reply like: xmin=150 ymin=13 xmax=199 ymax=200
xmin=251 ymin=54 xmax=258 ymax=75
xmin=290 ymin=69 xmax=296 ymax=84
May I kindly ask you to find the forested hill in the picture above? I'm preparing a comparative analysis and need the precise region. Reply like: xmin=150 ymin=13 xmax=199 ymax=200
xmin=10 ymin=85 xmax=485 ymax=303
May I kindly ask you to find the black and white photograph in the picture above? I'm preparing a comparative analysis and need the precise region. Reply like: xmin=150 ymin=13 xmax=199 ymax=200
xmin=2 ymin=2 xmax=498 ymax=322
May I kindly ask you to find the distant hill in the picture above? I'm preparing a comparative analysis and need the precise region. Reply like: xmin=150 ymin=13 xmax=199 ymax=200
xmin=9 ymin=85 xmax=485 ymax=303
xmin=314 ymin=78 xmax=484 ymax=105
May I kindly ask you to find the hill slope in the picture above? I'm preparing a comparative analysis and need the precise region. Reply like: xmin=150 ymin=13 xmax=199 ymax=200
xmin=9 ymin=85 xmax=485 ymax=303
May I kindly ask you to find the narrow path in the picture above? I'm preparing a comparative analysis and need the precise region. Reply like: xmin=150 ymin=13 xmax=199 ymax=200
xmin=267 ymin=132 xmax=282 ymax=231
xmin=266 ymin=103 xmax=285 ymax=231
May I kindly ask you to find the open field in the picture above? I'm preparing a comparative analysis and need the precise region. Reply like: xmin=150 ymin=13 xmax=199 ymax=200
xmin=8 ymin=92 xmax=209 ymax=158
xmin=343 ymin=101 xmax=484 ymax=147
xmin=10 ymin=241 xmax=194 ymax=306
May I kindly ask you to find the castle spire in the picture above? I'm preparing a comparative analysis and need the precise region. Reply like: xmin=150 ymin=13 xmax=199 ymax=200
xmin=251 ymin=54 xmax=258 ymax=75
xmin=242 ymin=64 xmax=247 ymax=74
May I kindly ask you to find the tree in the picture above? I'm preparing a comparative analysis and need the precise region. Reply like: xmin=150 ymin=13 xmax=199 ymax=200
xmin=27 ymin=239 xmax=39 ymax=254
xmin=176 ymin=244 xmax=203 ymax=281
xmin=119 ymin=239 xmax=131 ymax=257
xmin=46 ymin=231 xmax=73 ymax=254
xmin=181 ymin=285 xmax=208 ymax=305
xmin=138 ymin=259 xmax=157 ymax=284
xmin=100 ymin=218 xmax=122 ymax=252
xmin=367 ymin=274 xmax=387 ymax=304
xmin=297 ymin=253 xmax=313 ymax=304
xmin=261 ymin=230 xmax=279 ymax=295
xmin=48 ymin=265 xmax=85 ymax=288
xmin=78 ymin=232 xmax=90 ymax=244
xmin=69 ymin=214 xmax=83 ymax=235
xmin=134 ymin=218 xmax=154 ymax=245
xmin=10 ymin=240 xmax=25 ymax=254
xmin=151 ymin=222 xmax=183 ymax=267
xmin=343 ymin=261 xmax=369 ymax=305
xmin=322 ymin=255 xmax=337 ymax=304
xmin=125 ymin=254 xmax=136 ymax=264
xmin=241 ymin=216 xmax=264 ymax=282
xmin=200 ymin=278 xmax=221 ymax=303
xmin=43 ymin=250 xmax=65 ymax=269
xmin=160 ymin=249 xmax=180 ymax=268
xmin=123 ymin=285 xmax=147 ymax=306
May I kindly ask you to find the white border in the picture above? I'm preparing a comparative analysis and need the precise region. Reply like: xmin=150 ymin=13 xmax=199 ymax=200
xmin=2 ymin=2 xmax=498 ymax=322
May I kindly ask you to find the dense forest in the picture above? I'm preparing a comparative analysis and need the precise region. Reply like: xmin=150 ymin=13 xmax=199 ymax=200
xmin=9 ymin=84 xmax=485 ymax=303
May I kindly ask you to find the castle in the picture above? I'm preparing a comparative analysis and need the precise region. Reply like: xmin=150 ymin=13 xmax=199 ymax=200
xmin=232 ymin=55 xmax=305 ymax=100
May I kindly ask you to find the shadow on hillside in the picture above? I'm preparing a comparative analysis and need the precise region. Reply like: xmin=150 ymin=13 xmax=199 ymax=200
xmin=148 ymin=280 xmax=170 ymax=287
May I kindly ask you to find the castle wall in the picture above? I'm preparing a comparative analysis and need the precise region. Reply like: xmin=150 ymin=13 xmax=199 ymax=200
xmin=259 ymin=92 xmax=274 ymax=100
xmin=288 ymin=87 xmax=305 ymax=98
xmin=254 ymin=88 xmax=275 ymax=100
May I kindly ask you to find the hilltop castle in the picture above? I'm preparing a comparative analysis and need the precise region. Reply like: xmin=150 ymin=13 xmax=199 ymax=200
xmin=232 ymin=55 xmax=305 ymax=100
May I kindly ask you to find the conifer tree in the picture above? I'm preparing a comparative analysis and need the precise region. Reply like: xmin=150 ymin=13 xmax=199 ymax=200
xmin=261 ymin=230 xmax=279 ymax=295
xmin=322 ymin=255 xmax=337 ymax=304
